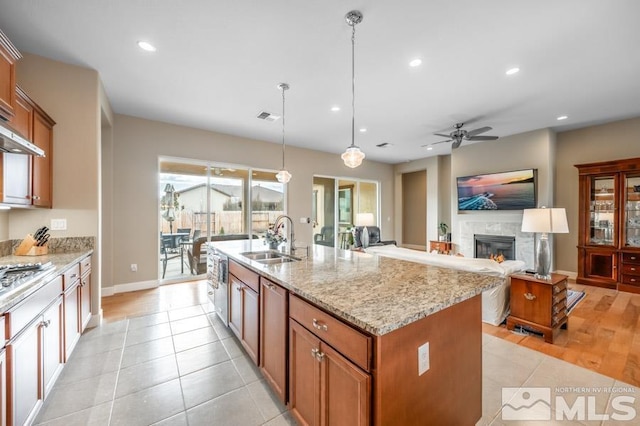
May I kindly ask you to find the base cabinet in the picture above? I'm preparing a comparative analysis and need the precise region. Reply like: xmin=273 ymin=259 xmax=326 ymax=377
xmin=7 ymin=318 xmax=41 ymax=426
xmin=42 ymin=297 xmax=64 ymax=398
xmin=79 ymin=257 xmax=92 ymax=331
xmin=0 ymin=350 xmax=6 ymax=426
xmin=259 ymin=278 xmax=288 ymax=404
xmin=228 ymin=260 xmax=260 ymax=364
xmin=289 ymin=319 xmax=370 ymax=426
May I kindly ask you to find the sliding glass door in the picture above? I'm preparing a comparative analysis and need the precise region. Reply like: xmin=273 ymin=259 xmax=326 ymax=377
xmin=312 ymin=176 xmax=379 ymax=249
xmin=159 ymin=158 xmax=285 ymax=282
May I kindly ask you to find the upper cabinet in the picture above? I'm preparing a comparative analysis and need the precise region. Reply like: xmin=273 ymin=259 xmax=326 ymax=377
xmin=0 ymin=29 xmax=21 ymax=120
xmin=576 ymin=158 xmax=640 ymax=294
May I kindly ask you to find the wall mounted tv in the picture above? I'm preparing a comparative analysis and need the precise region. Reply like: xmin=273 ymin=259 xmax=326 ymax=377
xmin=457 ymin=168 xmax=537 ymax=211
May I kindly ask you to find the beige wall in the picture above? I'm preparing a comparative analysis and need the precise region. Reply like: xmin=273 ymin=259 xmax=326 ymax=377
xmin=110 ymin=114 xmax=394 ymax=289
xmin=0 ymin=211 xmax=8 ymax=240
xmin=401 ymin=170 xmax=427 ymax=247
xmin=555 ymin=117 xmax=640 ymax=273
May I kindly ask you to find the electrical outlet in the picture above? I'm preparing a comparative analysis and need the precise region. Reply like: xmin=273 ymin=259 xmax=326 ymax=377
xmin=418 ymin=342 xmax=430 ymax=376
xmin=130 ymin=264 xmax=138 ymax=272
xmin=51 ymin=218 xmax=67 ymax=230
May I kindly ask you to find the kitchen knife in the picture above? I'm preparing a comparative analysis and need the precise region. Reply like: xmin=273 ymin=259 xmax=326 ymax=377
xmin=37 ymin=233 xmax=50 ymax=246
xmin=34 ymin=226 xmax=49 ymax=241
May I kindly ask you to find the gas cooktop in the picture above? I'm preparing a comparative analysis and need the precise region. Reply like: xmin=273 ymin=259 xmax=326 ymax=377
xmin=0 ymin=261 xmax=56 ymax=293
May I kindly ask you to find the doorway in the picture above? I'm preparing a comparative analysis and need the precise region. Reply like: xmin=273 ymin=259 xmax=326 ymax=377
xmin=402 ymin=170 xmax=427 ymax=248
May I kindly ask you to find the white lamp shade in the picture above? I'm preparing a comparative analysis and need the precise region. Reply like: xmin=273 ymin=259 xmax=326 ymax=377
xmin=355 ymin=212 xmax=375 ymax=226
xmin=521 ymin=208 xmax=569 ymax=233
xmin=275 ymin=169 xmax=291 ymax=183
xmin=341 ymin=146 xmax=365 ymax=168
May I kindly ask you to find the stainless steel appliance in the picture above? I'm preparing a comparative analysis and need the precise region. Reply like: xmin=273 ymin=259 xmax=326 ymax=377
xmin=207 ymin=248 xmax=229 ymax=325
xmin=0 ymin=261 xmax=56 ymax=296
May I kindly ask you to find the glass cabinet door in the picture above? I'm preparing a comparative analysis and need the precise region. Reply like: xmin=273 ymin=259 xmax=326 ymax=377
xmin=624 ymin=174 xmax=640 ymax=248
xmin=589 ymin=176 xmax=616 ymax=246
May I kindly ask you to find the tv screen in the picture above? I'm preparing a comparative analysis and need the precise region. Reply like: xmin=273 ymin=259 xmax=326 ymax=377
xmin=457 ymin=169 xmax=537 ymax=211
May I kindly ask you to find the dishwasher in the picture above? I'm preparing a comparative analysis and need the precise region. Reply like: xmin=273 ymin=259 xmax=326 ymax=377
xmin=207 ymin=248 xmax=229 ymax=326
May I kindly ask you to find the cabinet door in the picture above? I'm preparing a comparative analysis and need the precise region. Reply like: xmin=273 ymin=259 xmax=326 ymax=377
xmin=321 ymin=342 xmax=371 ymax=426
xmin=7 ymin=318 xmax=42 ymax=426
xmin=260 ymin=279 xmax=288 ymax=404
xmin=9 ymin=89 xmax=33 ymax=140
xmin=64 ymin=284 xmax=81 ymax=360
xmin=32 ymin=110 xmax=53 ymax=208
xmin=42 ymin=297 xmax=63 ymax=398
xmin=242 ymin=285 xmax=259 ymax=365
xmin=584 ymin=248 xmax=617 ymax=283
xmin=289 ymin=320 xmax=321 ymax=426
xmin=623 ymin=174 xmax=640 ymax=249
xmin=0 ymin=350 xmax=6 ymax=426
xmin=2 ymin=153 xmax=31 ymax=205
xmin=0 ymin=37 xmax=18 ymax=120
xmin=587 ymin=175 xmax=617 ymax=246
xmin=80 ymin=272 xmax=92 ymax=331
xmin=229 ymin=275 xmax=243 ymax=340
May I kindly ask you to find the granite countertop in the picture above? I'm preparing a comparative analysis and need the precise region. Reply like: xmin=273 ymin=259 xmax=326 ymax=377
xmin=0 ymin=250 xmax=93 ymax=313
xmin=209 ymin=240 xmax=503 ymax=336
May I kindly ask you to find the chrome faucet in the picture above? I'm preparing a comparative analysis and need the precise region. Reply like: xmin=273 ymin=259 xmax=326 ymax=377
xmin=274 ymin=215 xmax=295 ymax=253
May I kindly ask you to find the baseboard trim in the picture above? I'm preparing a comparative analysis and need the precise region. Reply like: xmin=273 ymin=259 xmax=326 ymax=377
xmin=102 ymin=280 xmax=159 ymax=297
xmin=556 ymin=269 xmax=577 ymax=280
xmin=87 ymin=310 xmax=103 ymax=328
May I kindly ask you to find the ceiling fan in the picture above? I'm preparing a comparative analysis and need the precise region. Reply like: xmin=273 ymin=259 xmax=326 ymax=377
xmin=426 ymin=123 xmax=499 ymax=149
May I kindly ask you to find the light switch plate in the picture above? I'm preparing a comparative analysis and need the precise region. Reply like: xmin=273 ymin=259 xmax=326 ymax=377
xmin=51 ymin=218 xmax=67 ymax=230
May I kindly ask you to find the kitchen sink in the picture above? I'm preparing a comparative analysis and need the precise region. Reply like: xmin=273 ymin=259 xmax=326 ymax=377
xmin=240 ymin=251 xmax=300 ymax=264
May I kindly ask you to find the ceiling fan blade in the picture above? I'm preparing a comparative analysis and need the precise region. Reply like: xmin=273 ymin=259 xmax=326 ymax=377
xmin=452 ymin=140 xmax=463 ymax=149
xmin=433 ymin=133 xmax=452 ymax=138
xmin=422 ymin=139 xmax=452 ymax=147
xmin=466 ymin=126 xmax=492 ymax=137
xmin=468 ymin=135 xmax=499 ymax=141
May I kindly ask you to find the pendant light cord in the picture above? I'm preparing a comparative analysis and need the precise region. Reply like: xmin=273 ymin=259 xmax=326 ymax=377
xmin=281 ymin=86 xmax=286 ymax=169
xmin=350 ymin=23 xmax=356 ymax=149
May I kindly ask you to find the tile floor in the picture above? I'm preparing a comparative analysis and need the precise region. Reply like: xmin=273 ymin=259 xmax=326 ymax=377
xmin=34 ymin=302 xmax=639 ymax=426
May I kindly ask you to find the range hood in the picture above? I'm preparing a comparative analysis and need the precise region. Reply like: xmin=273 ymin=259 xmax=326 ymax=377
xmin=0 ymin=123 xmax=45 ymax=157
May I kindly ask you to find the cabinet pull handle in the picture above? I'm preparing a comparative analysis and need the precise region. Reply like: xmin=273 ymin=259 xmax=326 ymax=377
xmin=631 ymin=278 xmax=637 ymax=282
xmin=311 ymin=348 xmax=325 ymax=362
xmin=70 ymin=273 xmax=78 ymax=279
xmin=208 ymin=291 xmax=214 ymax=295
xmin=312 ymin=318 xmax=328 ymax=331
xmin=631 ymin=256 xmax=637 ymax=260
xmin=265 ymin=282 xmax=276 ymax=290
xmin=632 ymin=267 xmax=637 ymax=271
xmin=236 ymin=285 xmax=242 ymax=292
xmin=41 ymin=320 xmax=51 ymax=328
xmin=81 ymin=280 xmax=86 ymax=287
xmin=524 ymin=292 xmax=536 ymax=301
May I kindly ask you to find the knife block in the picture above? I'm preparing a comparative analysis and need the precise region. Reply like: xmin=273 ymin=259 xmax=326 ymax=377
xmin=14 ymin=235 xmax=49 ymax=256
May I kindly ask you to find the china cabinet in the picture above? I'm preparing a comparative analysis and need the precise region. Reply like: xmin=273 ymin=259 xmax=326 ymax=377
xmin=576 ymin=158 xmax=640 ymax=293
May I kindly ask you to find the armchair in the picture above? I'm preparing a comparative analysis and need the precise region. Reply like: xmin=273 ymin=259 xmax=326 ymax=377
xmin=352 ymin=226 xmax=396 ymax=248
xmin=313 ymin=226 xmax=334 ymax=247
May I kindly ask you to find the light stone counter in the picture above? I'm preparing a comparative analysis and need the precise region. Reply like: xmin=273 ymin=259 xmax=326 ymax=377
xmin=0 ymin=250 xmax=93 ymax=313
xmin=210 ymin=240 xmax=503 ymax=336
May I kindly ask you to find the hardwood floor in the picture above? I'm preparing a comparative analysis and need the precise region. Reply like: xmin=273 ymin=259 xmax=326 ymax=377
xmin=101 ymin=279 xmax=640 ymax=387
xmin=483 ymin=281 xmax=640 ymax=387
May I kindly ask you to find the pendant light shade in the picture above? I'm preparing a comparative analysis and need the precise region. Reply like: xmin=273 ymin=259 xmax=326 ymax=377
xmin=342 ymin=10 xmax=365 ymax=168
xmin=275 ymin=83 xmax=291 ymax=183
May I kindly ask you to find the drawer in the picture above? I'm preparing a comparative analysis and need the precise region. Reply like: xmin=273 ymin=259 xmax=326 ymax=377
xmin=552 ymin=291 xmax=567 ymax=306
xmin=80 ymin=256 xmax=92 ymax=276
xmin=6 ymin=275 xmax=63 ymax=339
xmin=552 ymin=311 xmax=567 ymax=326
xmin=621 ymin=263 xmax=640 ymax=276
xmin=552 ymin=280 xmax=567 ymax=294
xmin=229 ymin=260 xmax=259 ymax=293
xmin=290 ymin=294 xmax=371 ymax=371
xmin=63 ymin=263 xmax=81 ymax=290
xmin=622 ymin=252 xmax=640 ymax=264
xmin=621 ymin=274 xmax=640 ymax=286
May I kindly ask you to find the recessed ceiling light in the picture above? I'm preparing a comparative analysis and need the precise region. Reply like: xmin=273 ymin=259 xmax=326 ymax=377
xmin=409 ymin=58 xmax=422 ymax=67
xmin=506 ymin=67 xmax=520 ymax=75
xmin=426 ymin=146 xmax=433 ymax=151
xmin=557 ymin=115 xmax=568 ymax=121
xmin=331 ymin=106 xmax=340 ymax=112
xmin=359 ymin=128 xmax=367 ymax=133
xmin=137 ymin=41 xmax=157 ymax=52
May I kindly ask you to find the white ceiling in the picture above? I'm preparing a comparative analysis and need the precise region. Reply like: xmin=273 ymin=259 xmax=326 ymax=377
xmin=1 ymin=1 xmax=639 ymax=164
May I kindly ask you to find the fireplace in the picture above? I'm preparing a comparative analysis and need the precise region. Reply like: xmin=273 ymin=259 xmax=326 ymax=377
xmin=474 ymin=234 xmax=516 ymax=260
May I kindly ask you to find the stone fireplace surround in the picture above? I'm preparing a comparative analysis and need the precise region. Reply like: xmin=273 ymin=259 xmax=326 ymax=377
xmin=457 ymin=218 xmax=535 ymax=270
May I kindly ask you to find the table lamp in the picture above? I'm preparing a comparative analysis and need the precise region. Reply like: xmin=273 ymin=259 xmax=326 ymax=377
xmin=521 ymin=207 xmax=569 ymax=280
xmin=355 ymin=213 xmax=375 ymax=248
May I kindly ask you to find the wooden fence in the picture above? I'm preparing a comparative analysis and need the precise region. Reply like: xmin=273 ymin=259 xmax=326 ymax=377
xmin=160 ymin=210 xmax=283 ymax=235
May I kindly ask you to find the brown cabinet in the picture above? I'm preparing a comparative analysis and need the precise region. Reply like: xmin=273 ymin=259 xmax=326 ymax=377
xmin=507 ymin=273 xmax=568 ymax=343
xmin=259 ymin=278 xmax=288 ymax=404
xmin=0 ymin=30 xmax=20 ymax=120
xmin=228 ymin=260 xmax=260 ymax=364
xmin=576 ymin=158 xmax=640 ymax=293
xmin=289 ymin=295 xmax=371 ymax=426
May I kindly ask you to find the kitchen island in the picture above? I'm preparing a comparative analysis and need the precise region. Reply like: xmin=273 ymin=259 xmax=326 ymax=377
xmin=210 ymin=240 xmax=504 ymax=425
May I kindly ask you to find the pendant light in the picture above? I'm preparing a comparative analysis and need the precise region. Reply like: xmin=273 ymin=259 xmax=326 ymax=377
xmin=341 ymin=10 xmax=365 ymax=168
xmin=275 ymin=82 xmax=292 ymax=183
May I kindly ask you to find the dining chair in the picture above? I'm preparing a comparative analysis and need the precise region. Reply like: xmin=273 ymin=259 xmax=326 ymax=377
xmin=160 ymin=237 xmax=181 ymax=279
